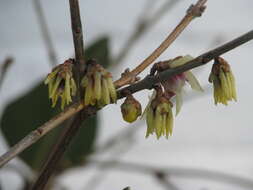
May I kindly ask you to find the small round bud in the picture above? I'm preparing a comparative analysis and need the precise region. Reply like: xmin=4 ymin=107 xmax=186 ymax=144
xmin=121 ymin=94 xmax=142 ymax=123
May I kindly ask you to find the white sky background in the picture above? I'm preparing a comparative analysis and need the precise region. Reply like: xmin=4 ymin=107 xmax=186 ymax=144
xmin=0 ymin=0 xmax=253 ymax=189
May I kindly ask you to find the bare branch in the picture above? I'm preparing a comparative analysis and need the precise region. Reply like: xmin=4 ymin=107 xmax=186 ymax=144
xmin=114 ymin=0 xmax=207 ymax=88
xmin=117 ymin=30 xmax=253 ymax=97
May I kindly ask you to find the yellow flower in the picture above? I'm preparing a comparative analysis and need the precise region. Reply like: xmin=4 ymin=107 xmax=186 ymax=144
xmin=121 ymin=94 xmax=142 ymax=123
xmin=81 ymin=61 xmax=117 ymax=107
xmin=209 ymin=57 xmax=237 ymax=105
xmin=145 ymin=87 xmax=173 ymax=139
xmin=44 ymin=59 xmax=77 ymax=109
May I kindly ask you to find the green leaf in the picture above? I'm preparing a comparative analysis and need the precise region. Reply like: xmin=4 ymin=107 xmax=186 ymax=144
xmin=0 ymin=36 xmax=111 ymax=170
xmin=1 ymin=83 xmax=58 ymax=170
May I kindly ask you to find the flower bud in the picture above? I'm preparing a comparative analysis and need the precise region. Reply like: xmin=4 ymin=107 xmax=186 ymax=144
xmin=209 ymin=57 xmax=237 ymax=105
xmin=44 ymin=59 xmax=77 ymax=109
xmin=121 ymin=94 xmax=142 ymax=123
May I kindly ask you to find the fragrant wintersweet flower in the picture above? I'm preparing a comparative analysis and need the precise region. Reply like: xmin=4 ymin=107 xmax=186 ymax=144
xmin=81 ymin=60 xmax=117 ymax=107
xmin=145 ymin=87 xmax=173 ymax=139
xmin=162 ymin=55 xmax=203 ymax=115
xmin=209 ymin=57 xmax=237 ymax=105
xmin=44 ymin=59 xmax=77 ymax=109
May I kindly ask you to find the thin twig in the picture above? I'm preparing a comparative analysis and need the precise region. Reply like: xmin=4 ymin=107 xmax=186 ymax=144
xmin=0 ymin=29 xmax=252 ymax=169
xmin=114 ymin=0 xmax=207 ymax=88
xmin=33 ymin=0 xmax=57 ymax=67
xmin=89 ymin=160 xmax=253 ymax=189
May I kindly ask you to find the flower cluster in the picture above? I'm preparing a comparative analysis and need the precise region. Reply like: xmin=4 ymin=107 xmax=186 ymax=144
xmin=44 ymin=59 xmax=77 ymax=109
xmin=145 ymin=87 xmax=173 ymax=139
xmin=209 ymin=57 xmax=237 ymax=105
xmin=81 ymin=61 xmax=117 ymax=107
xmin=121 ymin=93 xmax=142 ymax=123
xmin=44 ymin=55 xmax=237 ymax=140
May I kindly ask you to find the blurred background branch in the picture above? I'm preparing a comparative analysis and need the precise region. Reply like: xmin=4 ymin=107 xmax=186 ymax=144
xmin=0 ymin=57 xmax=14 ymax=90
xmin=33 ymin=0 xmax=58 ymax=67
xmin=88 ymin=159 xmax=253 ymax=189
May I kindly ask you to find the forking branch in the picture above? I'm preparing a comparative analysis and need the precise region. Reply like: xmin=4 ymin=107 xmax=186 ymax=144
xmin=0 ymin=29 xmax=253 ymax=168
xmin=114 ymin=0 xmax=207 ymax=88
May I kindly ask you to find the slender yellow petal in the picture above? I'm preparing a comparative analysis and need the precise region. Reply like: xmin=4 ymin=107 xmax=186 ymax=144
xmin=81 ymin=76 xmax=89 ymax=88
xmin=220 ymin=70 xmax=230 ymax=99
xmin=175 ymin=90 xmax=183 ymax=116
xmin=65 ymin=74 xmax=71 ymax=104
xmin=84 ymin=79 xmax=93 ymax=106
xmin=101 ymin=78 xmax=110 ymax=105
xmin=61 ymin=93 xmax=66 ymax=110
xmin=48 ymin=79 xmax=54 ymax=97
xmin=228 ymin=72 xmax=237 ymax=101
xmin=154 ymin=107 xmax=163 ymax=139
xmin=169 ymin=55 xmax=194 ymax=68
xmin=146 ymin=107 xmax=154 ymax=138
xmin=94 ymin=72 xmax=102 ymax=100
xmin=70 ymin=78 xmax=77 ymax=96
xmin=167 ymin=108 xmax=174 ymax=136
xmin=50 ymin=76 xmax=61 ymax=99
xmin=44 ymin=69 xmax=59 ymax=84
xmin=185 ymin=71 xmax=203 ymax=92
xmin=106 ymin=77 xmax=117 ymax=103
xmin=224 ymin=72 xmax=233 ymax=100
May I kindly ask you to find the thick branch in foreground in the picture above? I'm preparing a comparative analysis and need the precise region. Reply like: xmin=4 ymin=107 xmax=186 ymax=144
xmin=114 ymin=0 xmax=207 ymax=88
xmin=0 ymin=30 xmax=252 ymax=169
